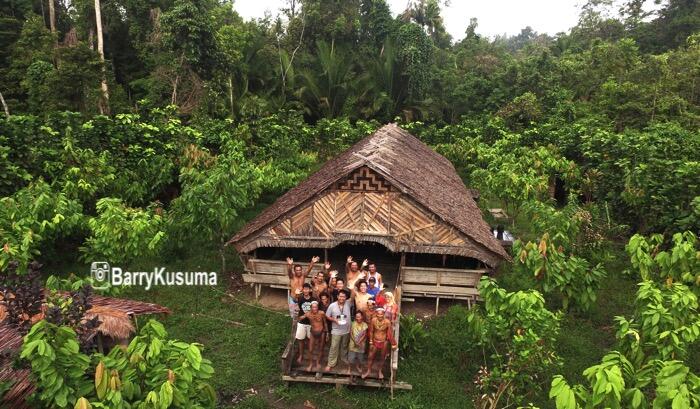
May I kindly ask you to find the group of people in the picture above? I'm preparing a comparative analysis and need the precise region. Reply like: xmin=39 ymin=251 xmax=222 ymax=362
xmin=287 ymin=256 xmax=399 ymax=380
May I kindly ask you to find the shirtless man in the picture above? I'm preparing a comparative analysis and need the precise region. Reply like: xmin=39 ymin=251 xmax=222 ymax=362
xmin=366 ymin=261 xmax=383 ymax=289
xmin=286 ymin=256 xmax=319 ymax=318
xmin=353 ymin=280 xmax=372 ymax=321
xmin=345 ymin=256 xmax=367 ymax=291
xmin=312 ymin=263 xmax=330 ymax=298
xmin=362 ymin=308 xmax=397 ymax=380
xmin=301 ymin=301 xmax=327 ymax=372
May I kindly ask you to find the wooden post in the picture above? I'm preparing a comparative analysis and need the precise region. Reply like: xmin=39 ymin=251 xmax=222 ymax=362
xmin=397 ymin=252 xmax=406 ymax=286
xmin=250 ymin=259 xmax=261 ymax=301
xmin=435 ymin=297 xmax=440 ymax=315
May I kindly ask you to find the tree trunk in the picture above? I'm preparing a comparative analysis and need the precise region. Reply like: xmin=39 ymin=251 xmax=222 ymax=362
xmin=95 ymin=0 xmax=110 ymax=114
xmin=0 ymin=91 xmax=9 ymax=117
xmin=48 ymin=0 xmax=56 ymax=35
xmin=48 ymin=0 xmax=59 ymax=67
xmin=171 ymin=74 xmax=179 ymax=105
xmin=88 ymin=27 xmax=95 ymax=50
xmin=220 ymin=236 xmax=227 ymax=276
xmin=228 ymin=76 xmax=235 ymax=119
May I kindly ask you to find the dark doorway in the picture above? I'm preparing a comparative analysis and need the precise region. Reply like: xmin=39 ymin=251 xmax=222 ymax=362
xmin=327 ymin=241 xmax=401 ymax=289
xmin=255 ymin=241 xmax=401 ymax=289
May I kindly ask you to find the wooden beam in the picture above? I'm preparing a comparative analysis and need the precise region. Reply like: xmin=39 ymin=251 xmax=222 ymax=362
xmin=341 ymin=202 xmax=358 ymax=229
xmin=281 ymin=375 xmax=413 ymax=390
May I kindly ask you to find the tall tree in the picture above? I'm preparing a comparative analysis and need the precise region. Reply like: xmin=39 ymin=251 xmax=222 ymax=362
xmin=296 ymin=40 xmax=355 ymax=119
xmin=47 ymin=0 xmax=56 ymax=36
xmin=94 ymin=0 xmax=109 ymax=114
xmin=0 ymin=90 xmax=8 ymax=116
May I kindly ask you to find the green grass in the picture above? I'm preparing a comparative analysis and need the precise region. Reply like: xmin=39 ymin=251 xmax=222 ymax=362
xmin=44 ymin=242 xmax=641 ymax=409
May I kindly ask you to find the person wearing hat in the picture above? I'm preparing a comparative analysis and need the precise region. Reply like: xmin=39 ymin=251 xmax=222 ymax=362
xmin=300 ymin=300 xmax=327 ymax=372
xmin=294 ymin=283 xmax=317 ymax=365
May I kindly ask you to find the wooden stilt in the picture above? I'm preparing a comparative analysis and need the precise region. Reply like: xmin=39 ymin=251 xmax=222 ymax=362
xmin=435 ymin=297 xmax=440 ymax=315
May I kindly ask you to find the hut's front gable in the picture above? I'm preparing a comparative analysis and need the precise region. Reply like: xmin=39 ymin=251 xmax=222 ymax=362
xmin=239 ymin=166 xmax=498 ymax=264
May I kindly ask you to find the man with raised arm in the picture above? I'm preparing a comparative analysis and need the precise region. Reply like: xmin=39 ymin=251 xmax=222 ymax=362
xmin=294 ymin=283 xmax=317 ymax=365
xmin=286 ymin=256 xmax=319 ymax=319
xmin=362 ymin=307 xmax=397 ymax=380
xmin=300 ymin=300 xmax=327 ymax=372
xmin=345 ymin=256 xmax=367 ymax=291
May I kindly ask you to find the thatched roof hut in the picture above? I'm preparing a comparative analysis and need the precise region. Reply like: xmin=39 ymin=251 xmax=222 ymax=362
xmin=229 ymin=123 xmax=509 ymax=267
xmin=0 ymin=295 xmax=170 ymax=409
xmin=84 ymin=306 xmax=135 ymax=340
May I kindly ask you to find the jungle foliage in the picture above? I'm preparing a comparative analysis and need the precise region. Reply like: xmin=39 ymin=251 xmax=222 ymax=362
xmin=1 ymin=0 xmax=699 ymax=408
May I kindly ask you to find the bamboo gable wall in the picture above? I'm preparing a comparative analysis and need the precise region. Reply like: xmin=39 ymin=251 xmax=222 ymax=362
xmin=237 ymin=167 xmax=501 ymax=266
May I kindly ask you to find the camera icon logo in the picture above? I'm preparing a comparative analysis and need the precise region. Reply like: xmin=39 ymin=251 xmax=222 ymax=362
xmin=90 ymin=262 xmax=111 ymax=289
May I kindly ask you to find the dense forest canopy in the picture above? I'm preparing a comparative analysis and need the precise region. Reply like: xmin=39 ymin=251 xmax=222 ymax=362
xmin=1 ymin=0 xmax=698 ymax=238
xmin=0 ymin=0 xmax=698 ymax=124
xmin=0 ymin=1 xmax=699 ymax=408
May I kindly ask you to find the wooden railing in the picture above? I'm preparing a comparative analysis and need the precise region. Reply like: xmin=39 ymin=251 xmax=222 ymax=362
xmin=242 ymin=258 xmax=325 ymax=299
xmin=400 ymin=266 xmax=488 ymax=313
xmin=389 ymin=285 xmax=402 ymax=397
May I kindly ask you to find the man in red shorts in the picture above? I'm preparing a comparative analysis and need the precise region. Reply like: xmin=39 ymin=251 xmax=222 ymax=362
xmin=362 ymin=307 xmax=397 ymax=380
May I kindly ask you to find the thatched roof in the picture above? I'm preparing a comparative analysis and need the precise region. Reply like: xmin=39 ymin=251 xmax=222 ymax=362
xmin=0 ymin=366 xmax=32 ymax=409
xmin=84 ymin=306 xmax=136 ymax=340
xmin=0 ymin=294 xmax=169 ymax=408
xmin=229 ymin=123 xmax=509 ymax=262
xmin=89 ymin=294 xmax=172 ymax=316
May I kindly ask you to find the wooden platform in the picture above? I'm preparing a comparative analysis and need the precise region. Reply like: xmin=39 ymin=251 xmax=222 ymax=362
xmin=283 ymin=374 xmax=412 ymax=390
xmin=288 ymin=340 xmax=388 ymax=378
xmin=281 ymin=286 xmax=409 ymax=392
xmin=283 ymin=344 xmax=411 ymax=390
